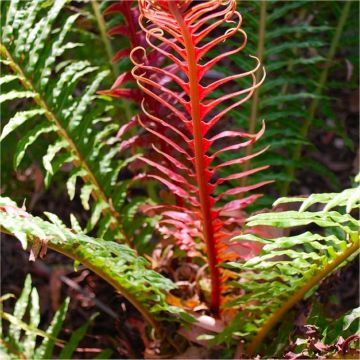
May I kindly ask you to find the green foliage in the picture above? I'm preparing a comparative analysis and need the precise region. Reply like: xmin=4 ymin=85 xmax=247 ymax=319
xmin=58 ymin=314 xmax=98 ymax=360
xmin=307 ymin=303 xmax=360 ymax=345
xmin=0 ymin=196 xmax=181 ymax=329
xmin=216 ymin=1 xmax=357 ymax=204
xmin=288 ymin=303 xmax=360 ymax=358
xmin=0 ymin=0 xmax=358 ymax=357
xmin=220 ymin=179 xmax=359 ymax=354
xmin=0 ymin=0 xmax=147 ymax=244
xmin=0 ymin=275 xmax=113 ymax=359
xmin=0 ymin=274 xmax=89 ymax=359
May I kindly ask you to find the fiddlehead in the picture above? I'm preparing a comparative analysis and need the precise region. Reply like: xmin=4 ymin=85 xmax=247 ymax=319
xmin=132 ymin=0 xmax=270 ymax=315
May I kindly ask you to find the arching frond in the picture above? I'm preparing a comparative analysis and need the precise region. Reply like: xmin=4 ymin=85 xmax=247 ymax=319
xmin=222 ymin=177 xmax=360 ymax=354
xmin=0 ymin=0 xmax=142 ymax=244
xmin=0 ymin=196 xmax=179 ymax=331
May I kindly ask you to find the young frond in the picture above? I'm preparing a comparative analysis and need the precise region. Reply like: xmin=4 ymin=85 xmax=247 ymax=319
xmin=132 ymin=0 xmax=270 ymax=315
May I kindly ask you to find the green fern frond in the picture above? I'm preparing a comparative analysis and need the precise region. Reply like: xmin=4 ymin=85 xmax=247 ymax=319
xmin=281 ymin=0 xmax=354 ymax=195
xmin=0 ymin=0 xmax=140 ymax=244
xmin=0 ymin=196 xmax=180 ymax=331
xmin=221 ymin=180 xmax=359 ymax=354
xmin=0 ymin=274 xmax=69 ymax=359
xmin=214 ymin=0 xmax=355 ymax=205
xmin=0 ymin=274 xmax=107 ymax=359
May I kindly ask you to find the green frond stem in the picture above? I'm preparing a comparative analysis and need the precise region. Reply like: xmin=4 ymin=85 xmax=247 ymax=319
xmin=0 ymin=226 xmax=160 ymax=332
xmin=246 ymin=232 xmax=359 ymax=356
xmin=0 ymin=44 xmax=131 ymax=247
xmin=281 ymin=1 xmax=352 ymax=196
xmin=242 ymin=0 xmax=266 ymax=186
xmin=90 ymin=0 xmax=117 ymax=78
xmin=44 ymin=239 xmax=160 ymax=331
xmin=90 ymin=0 xmax=133 ymax=122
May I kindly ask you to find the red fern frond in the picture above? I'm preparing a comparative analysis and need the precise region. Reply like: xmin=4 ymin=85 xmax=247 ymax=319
xmin=101 ymin=0 xmax=177 ymax=168
xmin=105 ymin=1 xmax=143 ymax=60
xmin=132 ymin=0 xmax=270 ymax=316
xmin=99 ymin=1 xmax=142 ymax=103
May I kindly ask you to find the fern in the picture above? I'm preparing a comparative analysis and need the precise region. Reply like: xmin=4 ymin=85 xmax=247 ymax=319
xmin=99 ymin=0 xmax=170 ymax=158
xmin=130 ymin=0 xmax=273 ymax=315
xmin=222 ymin=176 xmax=359 ymax=355
xmin=106 ymin=0 xmax=356 ymax=208
xmin=1 ymin=1 xmax=357 ymax=355
xmin=288 ymin=303 xmax=360 ymax=358
xmin=0 ymin=0 xmax=140 ymax=244
xmin=0 ymin=275 xmax=95 ymax=359
xmin=0 ymin=196 xmax=180 ymax=331
xmin=214 ymin=1 xmax=355 ymax=204
xmin=281 ymin=1 xmax=354 ymax=195
xmin=90 ymin=0 xmax=119 ymax=79
xmin=99 ymin=1 xmax=143 ymax=104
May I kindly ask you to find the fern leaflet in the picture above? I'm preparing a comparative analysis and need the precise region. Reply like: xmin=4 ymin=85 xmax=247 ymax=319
xmin=222 ymin=177 xmax=360 ymax=354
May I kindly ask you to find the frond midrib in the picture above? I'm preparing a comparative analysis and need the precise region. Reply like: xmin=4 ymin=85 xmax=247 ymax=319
xmin=0 ymin=43 xmax=129 ymax=246
xmin=0 ymin=224 xmax=158 ymax=331
xmin=246 ymin=232 xmax=360 ymax=355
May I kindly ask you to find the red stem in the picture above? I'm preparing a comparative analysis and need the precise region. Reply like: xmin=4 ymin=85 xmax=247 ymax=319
xmin=169 ymin=2 xmax=221 ymax=315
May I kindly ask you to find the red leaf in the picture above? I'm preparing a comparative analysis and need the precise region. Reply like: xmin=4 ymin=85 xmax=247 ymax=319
xmin=147 ymin=175 xmax=198 ymax=206
xmin=140 ymin=156 xmax=196 ymax=192
xmin=220 ymin=194 xmax=263 ymax=213
xmin=107 ymin=25 xmax=131 ymax=37
xmin=104 ymin=2 xmax=133 ymax=16
xmin=112 ymin=48 xmax=131 ymax=63
xmin=216 ymin=180 xmax=273 ymax=201
xmin=117 ymin=116 xmax=138 ymax=139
